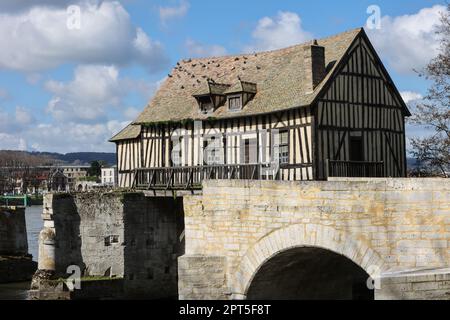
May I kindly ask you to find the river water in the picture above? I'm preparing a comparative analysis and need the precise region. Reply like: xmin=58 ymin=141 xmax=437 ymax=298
xmin=25 ymin=206 xmax=43 ymax=263
xmin=0 ymin=206 xmax=43 ymax=300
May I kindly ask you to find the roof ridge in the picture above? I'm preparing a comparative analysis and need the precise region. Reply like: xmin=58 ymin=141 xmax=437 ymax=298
xmin=120 ymin=27 xmax=366 ymax=131
xmin=180 ymin=27 xmax=363 ymax=63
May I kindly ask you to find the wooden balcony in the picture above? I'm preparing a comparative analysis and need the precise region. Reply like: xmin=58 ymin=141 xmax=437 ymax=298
xmin=134 ymin=164 xmax=286 ymax=190
xmin=327 ymin=160 xmax=384 ymax=179
xmin=133 ymin=161 xmax=385 ymax=190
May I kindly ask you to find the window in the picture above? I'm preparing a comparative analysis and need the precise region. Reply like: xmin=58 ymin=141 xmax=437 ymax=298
xmin=244 ymin=139 xmax=251 ymax=164
xmin=228 ymin=95 xmax=242 ymax=111
xmin=104 ymin=235 xmax=119 ymax=246
xmin=198 ymin=96 xmax=213 ymax=114
xmin=349 ymin=136 xmax=364 ymax=161
xmin=171 ymin=137 xmax=183 ymax=167
xmin=242 ymin=138 xmax=257 ymax=164
xmin=278 ymin=130 xmax=289 ymax=165
xmin=203 ymin=137 xmax=223 ymax=165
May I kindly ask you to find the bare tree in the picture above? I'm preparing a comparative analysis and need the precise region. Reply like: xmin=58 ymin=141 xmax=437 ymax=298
xmin=0 ymin=151 xmax=57 ymax=194
xmin=409 ymin=4 xmax=449 ymax=176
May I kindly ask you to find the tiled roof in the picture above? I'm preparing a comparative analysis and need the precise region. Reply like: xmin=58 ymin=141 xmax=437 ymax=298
xmin=192 ymin=82 xmax=231 ymax=96
xmin=224 ymin=80 xmax=257 ymax=95
xmin=109 ymin=123 xmax=141 ymax=142
xmin=133 ymin=28 xmax=363 ymax=125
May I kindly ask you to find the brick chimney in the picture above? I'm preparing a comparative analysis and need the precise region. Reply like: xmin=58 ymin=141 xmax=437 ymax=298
xmin=303 ymin=40 xmax=326 ymax=93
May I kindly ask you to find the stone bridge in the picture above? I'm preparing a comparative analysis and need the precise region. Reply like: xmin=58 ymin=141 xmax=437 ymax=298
xmin=33 ymin=178 xmax=449 ymax=300
xmin=179 ymin=178 xmax=450 ymax=300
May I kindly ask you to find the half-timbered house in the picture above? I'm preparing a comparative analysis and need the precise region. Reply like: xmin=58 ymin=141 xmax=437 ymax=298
xmin=110 ymin=28 xmax=410 ymax=189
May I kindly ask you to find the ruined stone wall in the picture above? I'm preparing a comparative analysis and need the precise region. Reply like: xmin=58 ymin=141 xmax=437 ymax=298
xmin=38 ymin=192 xmax=184 ymax=299
xmin=0 ymin=208 xmax=28 ymax=255
xmin=179 ymin=179 xmax=450 ymax=300
xmin=0 ymin=207 xmax=36 ymax=283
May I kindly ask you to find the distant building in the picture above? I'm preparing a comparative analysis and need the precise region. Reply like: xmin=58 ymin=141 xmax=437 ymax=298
xmin=75 ymin=180 xmax=101 ymax=192
xmin=48 ymin=169 xmax=68 ymax=192
xmin=101 ymin=166 xmax=118 ymax=187
xmin=61 ymin=166 xmax=90 ymax=191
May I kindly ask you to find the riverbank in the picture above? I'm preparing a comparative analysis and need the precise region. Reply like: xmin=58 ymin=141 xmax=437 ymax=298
xmin=0 ymin=195 xmax=43 ymax=207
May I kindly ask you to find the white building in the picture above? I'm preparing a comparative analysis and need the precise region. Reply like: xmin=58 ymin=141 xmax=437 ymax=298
xmin=101 ymin=166 xmax=118 ymax=187
xmin=61 ymin=165 xmax=90 ymax=190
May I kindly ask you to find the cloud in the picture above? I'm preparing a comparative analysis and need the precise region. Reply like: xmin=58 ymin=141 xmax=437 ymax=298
xmin=44 ymin=64 xmax=158 ymax=123
xmin=0 ymin=1 xmax=169 ymax=72
xmin=45 ymin=65 xmax=124 ymax=123
xmin=0 ymin=133 xmax=28 ymax=151
xmin=0 ymin=120 xmax=129 ymax=153
xmin=0 ymin=62 xmax=162 ymax=153
xmin=159 ymin=0 xmax=190 ymax=24
xmin=26 ymin=120 xmax=129 ymax=153
xmin=367 ymin=5 xmax=446 ymax=74
xmin=401 ymin=91 xmax=423 ymax=104
xmin=0 ymin=0 xmax=75 ymax=13
xmin=15 ymin=106 xmax=35 ymax=125
xmin=0 ymin=99 xmax=133 ymax=152
xmin=185 ymin=39 xmax=227 ymax=58
xmin=245 ymin=11 xmax=313 ymax=52
xmin=0 ymin=106 xmax=35 ymax=133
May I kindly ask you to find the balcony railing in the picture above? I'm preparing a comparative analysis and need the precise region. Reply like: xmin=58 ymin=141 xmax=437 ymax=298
xmin=133 ymin=164 xmax=289 ymax=190
xmin=327 ymin=160 xmax=384 ymax=179
xmin=132 ymin=161 xmax=385 ymax=190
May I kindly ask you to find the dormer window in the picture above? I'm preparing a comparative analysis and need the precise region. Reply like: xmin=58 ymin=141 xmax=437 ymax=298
xmin=228 ymin=95 xmax=242 ymax=111
xmin=193 ymin=81 xmax=230 ymax=114
xmin=198 ymin=96 xmax=214 ymax=114
xmin=224 ymin=80 xmax=257 ymax=111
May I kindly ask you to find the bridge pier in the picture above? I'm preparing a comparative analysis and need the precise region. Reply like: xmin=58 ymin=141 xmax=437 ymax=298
xmin=30 ymin=192 xmax=185 ymax=300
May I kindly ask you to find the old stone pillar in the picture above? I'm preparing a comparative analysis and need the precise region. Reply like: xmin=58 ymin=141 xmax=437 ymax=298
xmin=37 ymin=227 xmax=56 ymax=271
xmin=37 ymin=194 xmax=56 ymax=272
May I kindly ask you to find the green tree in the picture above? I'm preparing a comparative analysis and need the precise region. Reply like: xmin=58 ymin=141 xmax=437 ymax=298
xmin=88 ymin=161 xmax=102 ymax=177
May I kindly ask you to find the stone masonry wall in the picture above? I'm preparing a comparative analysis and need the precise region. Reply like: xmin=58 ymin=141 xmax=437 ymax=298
xmin=0 ymin=207 xmax=28 ymax=255
xmin=0 ymin=207 xmax=36 ymax=283
xmin=179 ymin=179 xmax=450 ymax=300
xmin=36 ymin=192 xmax=184 ymax=299
xmin=376 ymin=268 xmax=450 ymax=300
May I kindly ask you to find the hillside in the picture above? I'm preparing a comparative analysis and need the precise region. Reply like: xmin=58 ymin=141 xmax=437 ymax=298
xmin=36 ymin=152 xmax=117 ymax=165
xmin=0 ymin=150 xmax=116 ymax=166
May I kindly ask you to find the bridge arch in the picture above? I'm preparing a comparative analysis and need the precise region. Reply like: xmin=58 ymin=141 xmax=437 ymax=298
xmin=232 ymin=224 xmax=385 ymax=299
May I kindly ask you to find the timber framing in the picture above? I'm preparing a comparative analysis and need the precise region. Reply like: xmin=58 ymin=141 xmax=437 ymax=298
xmin=111 ymin=28 xmax=409 ymax=189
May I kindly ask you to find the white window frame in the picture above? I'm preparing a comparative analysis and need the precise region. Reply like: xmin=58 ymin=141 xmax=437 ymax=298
xmin=228 ymin=94 xmax=242 ymax=111
xmin=278 ymin=130 xmax=289 ymax=165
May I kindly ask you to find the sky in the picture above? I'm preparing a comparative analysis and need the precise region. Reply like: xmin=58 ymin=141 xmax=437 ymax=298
xmin=0 ymin=0 xmax=446 ymax=153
